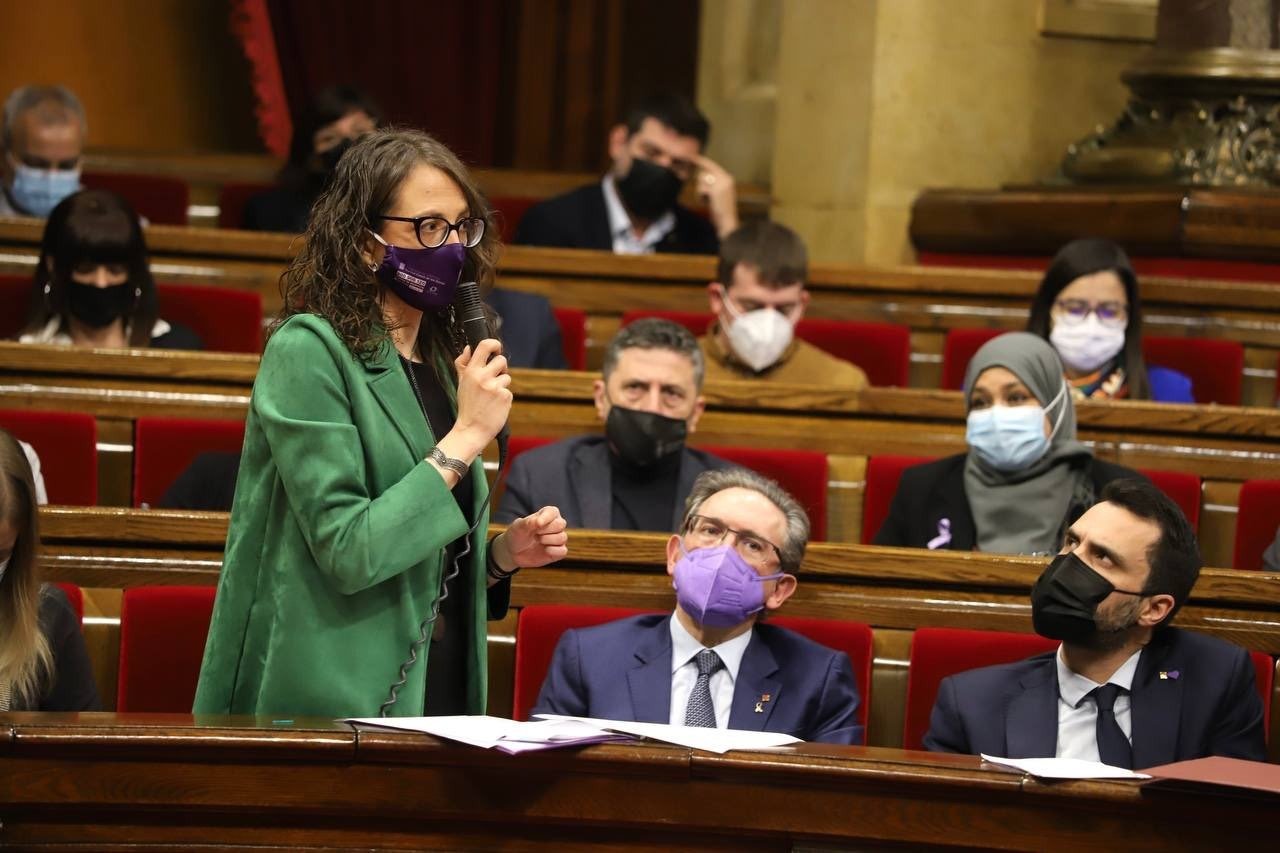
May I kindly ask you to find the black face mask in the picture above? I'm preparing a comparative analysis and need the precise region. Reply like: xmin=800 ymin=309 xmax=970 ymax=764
xmin=1030 ymin=551 xmax=1147 ymax=644
xmin=615 ymin=157 xmax=684 ymax=221
xmin=318 ymin=137 xmax=355 ymax=174
xmin=605 ymin=404 xmax=688 ymax=468
xmin=67 ymin=281 xmax=134 ymax=329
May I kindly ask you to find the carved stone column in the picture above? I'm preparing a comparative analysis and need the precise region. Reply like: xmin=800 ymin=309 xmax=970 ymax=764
xmin=1060 ymin=0 xmax=1280 ymax=186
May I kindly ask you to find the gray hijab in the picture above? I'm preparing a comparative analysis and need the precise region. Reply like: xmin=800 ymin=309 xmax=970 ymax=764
xmin=963 ymin=332 xmax=1093 ymax=555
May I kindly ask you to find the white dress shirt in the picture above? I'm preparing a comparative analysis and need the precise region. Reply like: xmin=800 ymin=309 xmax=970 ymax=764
xmin=668 ymin=613 xmax=753 ymax=728
xmin=1054 ymin=645 xmax=1141 ymax=762
xmin=19 ymin=316 xmax=172 ymax=346
xmin=601 ymin=176 xmax=676 ymax=255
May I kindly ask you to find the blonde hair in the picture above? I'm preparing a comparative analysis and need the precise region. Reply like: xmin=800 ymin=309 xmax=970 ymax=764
xmin=0 ymin=429 xmax=51 ymax=706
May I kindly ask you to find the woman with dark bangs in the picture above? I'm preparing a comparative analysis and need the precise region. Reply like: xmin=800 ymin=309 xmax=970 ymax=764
xmin=17 ymin=189 xmax=201 ymax=350
xmin=0 ymin=427 xmax=99 ymax=711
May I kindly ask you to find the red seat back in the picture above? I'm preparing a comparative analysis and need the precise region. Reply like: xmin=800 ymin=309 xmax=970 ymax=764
xmin=1142 ymin=336 xmax=1244 ymax=405
xmin=792 ymin=318 xmax=912 ymax=387
xmin=941 ymin=328 xmax=1004 ymax=390
xmin=132 ymin=418 xmax=246 ymax=507
xmin=489 ymin=196 xmax=540 ymax=244
xmin=216 ymin=181 xmax=274 ymax=230
xmin=862 ymin=455 xmax=934 ymax=544
xmin=513 ymin=604 xmax=653 ymax=720
xmin=156 ymin=282 xmax=263 ymax=353
xmin=53 ymin=582 xmax=84 ymax=623
xmin=1249 ymin=650 xmax=1274 ymax=738
xmin=552 ymin=307 xmax=587 ymax=370
xmin=0 ymin=409 xmax=97 ymax=505
xmin=1234 ymin=479 xmax=1280 ymax=570
xmin=116 ymin=585 xmax=217 ymax=712
xmin=1137 ymin=469 xmax=1201 ymax=531
xmin=0 ymin=273 xmax=30 ymax=339
xmin=703 ymin=445 xmax=829 ymax=541
xmin=82 ymin=172 xmax=189 ymax=226
xmin=620 ymin=310 xmax=711 ymax=337
xmin=904 ymin=627 xmax=1058 ymax=751
xmin=507 ymin=435 xmax=556 ymax=466
xmin=770 ymin=615 xmax=874 ymax=735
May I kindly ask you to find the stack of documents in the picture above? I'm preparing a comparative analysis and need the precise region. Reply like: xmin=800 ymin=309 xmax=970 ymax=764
xmin=980 ymin=754 xmax=1151 ymax=780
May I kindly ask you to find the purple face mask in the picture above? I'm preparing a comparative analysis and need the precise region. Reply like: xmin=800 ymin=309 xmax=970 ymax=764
xmin=671 ymin=544 xmax=785 ymax=628
xmin=368 ymin=230 xmax=465 ymax=310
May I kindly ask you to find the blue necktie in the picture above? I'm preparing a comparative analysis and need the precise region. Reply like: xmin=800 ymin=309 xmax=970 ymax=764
xmin=1091 ymin=683 xmax=1132 ymax=769
xmin=683 ymin=649 xmax=723 ymax=728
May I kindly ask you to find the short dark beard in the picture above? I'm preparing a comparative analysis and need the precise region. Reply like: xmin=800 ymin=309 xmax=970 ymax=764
xmin=1078 ymin=597 xmax=1144 ymax=653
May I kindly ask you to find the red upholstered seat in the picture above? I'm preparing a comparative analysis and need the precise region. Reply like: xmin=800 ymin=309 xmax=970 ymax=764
xmin=769 ymin=615 xmax=874 ymax=735
xmin=117 ymin=585 xmax=216 ymax=712
xmin=216 ymin=181 xmax=273 ymax=230
xmin=513 ymin=605 xmax=652 ymax=720
xmin=0 ymin=273 xmax=30 ymax=339
xmin=132 ymin=417 xmax=246 ymax=507
xmin=1234 ymin=479 xmax=1280 ymax=570
xmin=53 ymin=582 xmax=84 ymax=623
xmin=82 ymin=172 xmax=189 ymax=226
xmin=903 ymin=627 xmax=1059 ymax=751
xmin=551 ymin=307 xmax=588 ymax=370
xmin=1141 ymin=336 xmax=1244 ymax=405
xmin=489 ymin=196 xmax=540 ymax=243
xmin=156 ymin=282 xmax=263 ymax=353
xmin=862 ymin=455 xmax=934 ymax=544
xmin=703 ymin=445 xmax=829 ymax=541
xmin=506 ymin=435 xmax=556 ymax=466
xmin=0 ymin=409 xmax=97 ymax=505
xmin=941 ymin=328 xmax=1003 ymax=390
xmin=1137 ymin=469 xmax=1201 ymax=531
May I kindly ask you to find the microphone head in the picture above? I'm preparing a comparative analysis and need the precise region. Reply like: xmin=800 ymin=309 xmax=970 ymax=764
xmin=455 ymin=280 xmax=485 ymax=323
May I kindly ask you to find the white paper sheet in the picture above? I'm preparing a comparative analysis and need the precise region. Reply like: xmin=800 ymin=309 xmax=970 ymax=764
xmin=535 ymin=714 xmax=802 ymax=754
xmin=980 ymin=754 xmax=1152 ymax=780
xmin=345 ymin=715 xmax=632 ymax=753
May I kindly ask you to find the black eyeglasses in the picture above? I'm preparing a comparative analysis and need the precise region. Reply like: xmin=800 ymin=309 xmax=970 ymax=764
xmin=376 ymin=215 xmax=485 ymax=249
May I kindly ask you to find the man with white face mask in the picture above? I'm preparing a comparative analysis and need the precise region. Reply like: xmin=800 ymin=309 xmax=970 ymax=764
xmin=1 ymin=86 xmax=86 ymax=218
xmin=700 ymin=221 xmax=867 ymax=389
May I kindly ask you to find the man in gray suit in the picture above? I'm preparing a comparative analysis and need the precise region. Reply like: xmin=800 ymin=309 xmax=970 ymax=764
xmin=495 ymin=318 xmax=730 ymax=532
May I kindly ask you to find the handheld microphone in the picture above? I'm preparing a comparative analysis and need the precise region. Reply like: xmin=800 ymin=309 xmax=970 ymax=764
xmin=454 ymin=281 xmax=510 ymax=468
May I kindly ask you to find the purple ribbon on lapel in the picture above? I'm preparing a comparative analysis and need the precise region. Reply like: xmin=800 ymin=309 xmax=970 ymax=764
xmin=927 ymin=518 xmax=952 ymax=550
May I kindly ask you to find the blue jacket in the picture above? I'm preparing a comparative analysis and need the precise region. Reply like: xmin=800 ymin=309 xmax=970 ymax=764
xmin=924 ymin=627 xmax=1265 ymax=767
xmin=1148 ymin=366 xmax=1194 ymax=403
xmin=531 ymin=613 xmax=864 ymax=745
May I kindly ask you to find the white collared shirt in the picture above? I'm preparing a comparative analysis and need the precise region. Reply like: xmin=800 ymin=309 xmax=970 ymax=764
xmin=18 ymin=316 xmax=172 ymax=346
xmin=668 ymin=612 xmax=753 ymax=728
xmin=601 ymin=175 xmax=676 ymax=255
xmin=1054 ymin=645 xmax=1141 ymax=762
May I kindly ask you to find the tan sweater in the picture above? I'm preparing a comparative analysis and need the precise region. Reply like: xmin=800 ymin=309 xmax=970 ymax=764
xmin=698 ymin=326 xmax=869 ymax=390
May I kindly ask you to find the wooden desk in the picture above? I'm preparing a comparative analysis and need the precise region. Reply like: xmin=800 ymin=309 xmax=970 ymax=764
xmin=0 ymin=714 xmax=1273 ymax=850
xmin=4 ymin=342 xmax=1279 ymax=562
xmin=2 ymin=220 xmax=1277 ymax=402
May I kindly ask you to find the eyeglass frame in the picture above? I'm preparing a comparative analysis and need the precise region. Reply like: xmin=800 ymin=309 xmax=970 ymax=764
xmin=373 ymin=214 xmax=486 ymax=249
xmin=682 ymin=513 xmax=786 ymax=571
xmin=1052 ymin=297 xmax=1129 ymax=328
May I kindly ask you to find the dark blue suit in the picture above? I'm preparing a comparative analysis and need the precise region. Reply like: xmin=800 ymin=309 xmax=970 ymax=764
xmin=531 ymin=613 xmax=864 ymax=745
xmin=924 ymin=627 xmax=1266 ymax=767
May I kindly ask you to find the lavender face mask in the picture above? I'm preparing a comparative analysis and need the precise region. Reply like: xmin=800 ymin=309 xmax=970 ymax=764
xmin=368 ymin=230 xmax=465 ymax=310
xmin=671 ymin=544 xmax=784 ymax=628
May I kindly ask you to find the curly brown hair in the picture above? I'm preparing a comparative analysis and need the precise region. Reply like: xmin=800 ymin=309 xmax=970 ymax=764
xmin=273 ymin=127 xmax=499 ymax=364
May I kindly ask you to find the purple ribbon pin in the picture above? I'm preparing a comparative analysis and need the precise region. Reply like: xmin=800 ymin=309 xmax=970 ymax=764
xmin=927 ymin=518 xmax=952 ymax=550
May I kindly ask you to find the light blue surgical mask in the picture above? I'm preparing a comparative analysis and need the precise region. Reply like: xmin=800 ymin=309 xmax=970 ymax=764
xmin=966 ymin=382 xmax=1067 ymax=472
xmin=9 ymin=162 xmax=81 ymax=217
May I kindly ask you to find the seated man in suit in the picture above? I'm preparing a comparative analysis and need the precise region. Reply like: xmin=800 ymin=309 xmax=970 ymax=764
xmin=496 ymin=318 xmax=730 ymax=531
xmin=925 ymin=478 xmax=1265 ymax=767
xmin=532 ymin=467 xmax=862 ymax=744
xmin=700 ymin=221 xmax=867 ymax=388
xmin=513 ymin=93 xmax=735 ymax=255
xmin=486 ymin=288 xmax=567 ymax=370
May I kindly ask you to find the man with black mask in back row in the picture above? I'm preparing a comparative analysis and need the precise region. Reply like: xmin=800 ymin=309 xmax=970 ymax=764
xmin=513 ymin=94 xmax=736 ymax=255
xmin=495 ymin=319 xmax=731 ymax=531
xmin=925 ymin=478 xmax=1266 ymax=767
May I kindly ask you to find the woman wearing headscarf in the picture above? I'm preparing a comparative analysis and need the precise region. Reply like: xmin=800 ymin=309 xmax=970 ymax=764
xmin=874 ymin=333 xmax=1145 ymax=555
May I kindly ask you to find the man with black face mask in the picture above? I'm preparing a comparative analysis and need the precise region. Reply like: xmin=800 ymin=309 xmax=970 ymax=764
xmin=924 ymin=478 xmax=1265 ymax=768
xmin=513 ymin=94 xmax=733 ymax=255
xmin=495 ymin=319 xmax=731 ymax=532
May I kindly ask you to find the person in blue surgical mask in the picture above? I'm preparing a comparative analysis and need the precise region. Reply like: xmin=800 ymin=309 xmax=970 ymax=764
xmin=875 ymin=332 xmax=1145 ymax=555
xmin=1 ymin=85 xmax=86 ymax=218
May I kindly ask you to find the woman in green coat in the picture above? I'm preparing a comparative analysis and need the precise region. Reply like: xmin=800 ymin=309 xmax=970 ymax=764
xmin=194 ymin=129 xmax=568 ymax=718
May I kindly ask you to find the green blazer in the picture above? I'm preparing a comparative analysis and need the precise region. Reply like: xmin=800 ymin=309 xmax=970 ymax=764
xmin=193 ymin=313 xmax=498 ymax=718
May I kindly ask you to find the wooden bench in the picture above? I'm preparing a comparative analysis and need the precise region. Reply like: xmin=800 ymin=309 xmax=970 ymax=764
xmin=2 ymin=220 xmax=1278 ymax=403
xmin=36 ymin=507 xmax=1280 ymax=755
xmin=5 ymin=343 xmax=1280 ymax=564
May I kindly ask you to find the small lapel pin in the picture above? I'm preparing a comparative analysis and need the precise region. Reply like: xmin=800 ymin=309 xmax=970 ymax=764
xmin=754 ymin=702 xmax=764 ymax=713
xmin=927 ymin=518 xmax=952 ymax=550
xmin=1159 ymin=670 xmax=1180 ymax=680
xmin=754 ymin=693 xmax=773 ymax=713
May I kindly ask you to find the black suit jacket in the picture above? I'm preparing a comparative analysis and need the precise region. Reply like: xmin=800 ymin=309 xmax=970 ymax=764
xmin=513 ymin=184 xmax=719 ymax=255
xmin=486 ymin=288 xmax=567 ymax=370
xmin=494 ymin=435 xmax=730 ymax=531
xmin=924 ymin=627 xmax=1266 ymax=766
xmin=872 ymin=453 xmax=1146 ymax=551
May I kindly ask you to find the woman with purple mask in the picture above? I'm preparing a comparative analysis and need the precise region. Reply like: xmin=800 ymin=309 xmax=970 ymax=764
xmin=194 ymin=129 xmax=567 ymax=719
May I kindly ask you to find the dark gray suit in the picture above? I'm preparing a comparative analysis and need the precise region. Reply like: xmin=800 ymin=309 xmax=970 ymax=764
xmin=493 ymin=435 xmax=731 ymax=531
